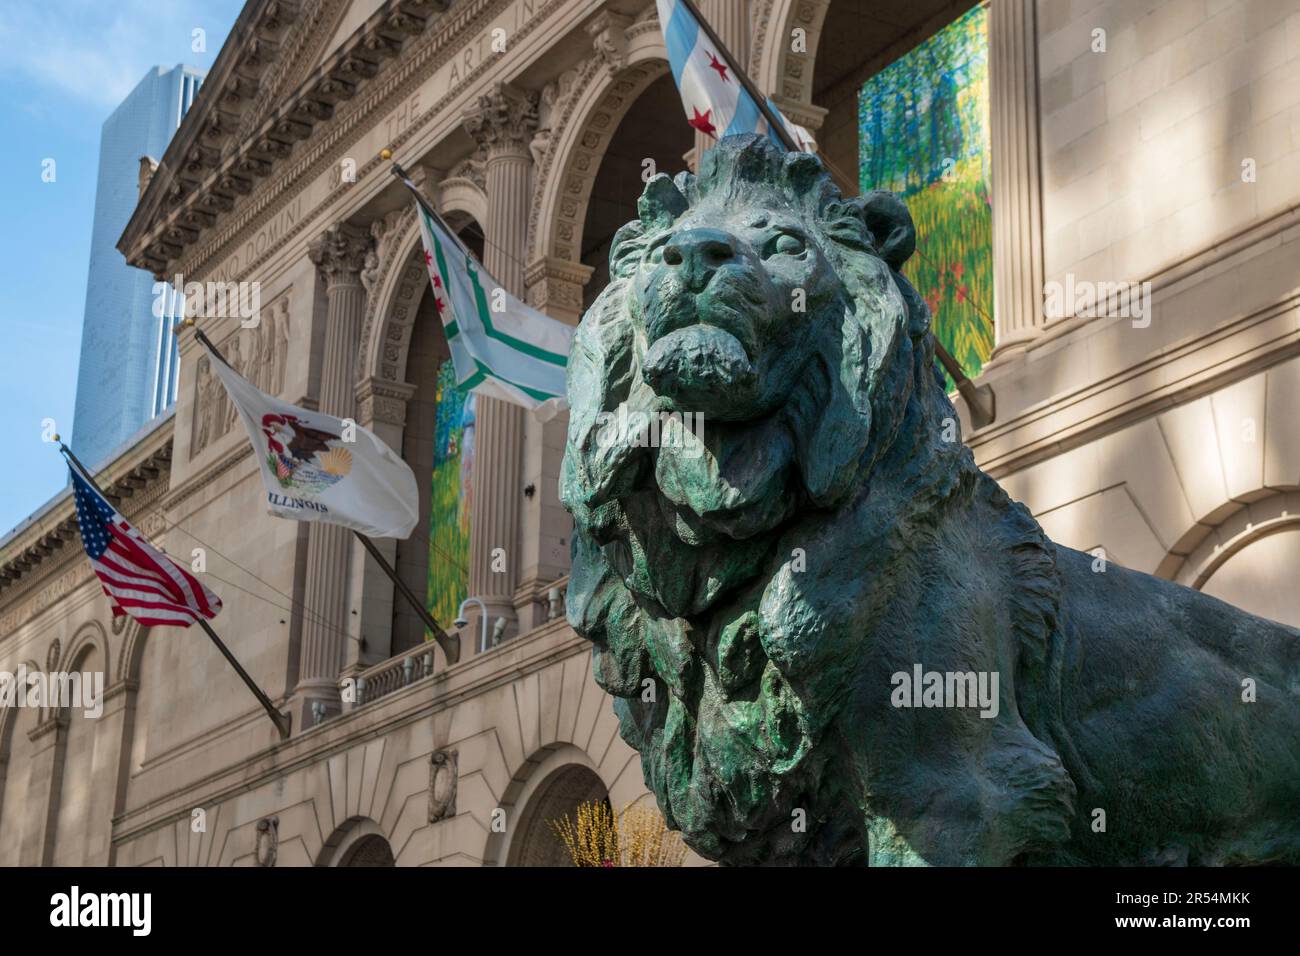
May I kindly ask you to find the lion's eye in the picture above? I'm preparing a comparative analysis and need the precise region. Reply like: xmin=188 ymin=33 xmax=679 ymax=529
xmin=773 ymin=233 xmax=804 ymax=256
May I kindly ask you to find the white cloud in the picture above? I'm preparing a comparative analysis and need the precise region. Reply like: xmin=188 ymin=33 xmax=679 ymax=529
xmin=0 ymin=0 xmax=236 ymax=110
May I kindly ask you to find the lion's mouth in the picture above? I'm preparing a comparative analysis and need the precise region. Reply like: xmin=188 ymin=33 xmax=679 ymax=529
xmin=642 ymin=324 xmax=758 ymax=414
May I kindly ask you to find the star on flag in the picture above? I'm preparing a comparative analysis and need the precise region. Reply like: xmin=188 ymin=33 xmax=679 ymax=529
xmin=688 ymin=106 xmax=717 ymax=137
xmin=706 ymin=51 xmax=729 ymax=82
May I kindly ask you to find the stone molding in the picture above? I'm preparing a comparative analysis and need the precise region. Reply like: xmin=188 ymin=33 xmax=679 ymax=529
xmin=109 ymin=615 xmax=584 ymax=848
xmin=969 ymin=292 xmax=1300 ymax=481
xmin=125 ymin=0 xmax=563 ymax=282
xmin=524 ymin=255 xmax=594 ymax=324
xmin=125 ymin=0 xmax=454 ymax=277
xmin=355 ymin=376 xmax=418 ymax=428
xmin=526 ymin=56 xmax=669 ymax=265
xmin=163 ymin=0 xmax=562 ymax=290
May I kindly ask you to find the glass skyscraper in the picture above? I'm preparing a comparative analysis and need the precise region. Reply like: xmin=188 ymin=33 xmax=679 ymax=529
xmin=71 ymin=64 xmax=205 ymax=467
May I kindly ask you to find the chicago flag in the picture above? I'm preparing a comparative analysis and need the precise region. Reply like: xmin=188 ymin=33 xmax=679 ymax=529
xmin=657 ymin=0 xmax=816 ymax=150
xmin=412 ymin=198 xmax=572 ymax=415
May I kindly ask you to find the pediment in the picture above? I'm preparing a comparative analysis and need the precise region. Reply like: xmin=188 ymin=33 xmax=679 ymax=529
xmin=119 ymin=0 xmax=452 ymax=279
xmin=226 ymin=0 xmax=357 ymax=156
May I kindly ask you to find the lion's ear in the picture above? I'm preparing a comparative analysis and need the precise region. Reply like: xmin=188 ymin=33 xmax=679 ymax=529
xmin=857 ymin=191 xmax=916 ymax=271
xmin=637 ymin=173 xmax=689 ymax=230
xmin=609 ymin=220 xmax=647 ymax=279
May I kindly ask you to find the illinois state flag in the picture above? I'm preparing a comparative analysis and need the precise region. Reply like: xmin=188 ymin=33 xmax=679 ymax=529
xmin=657 ymin=0 xmax=815 ymax=150
xmin=199 ymin=335 xmax=419 ymax=539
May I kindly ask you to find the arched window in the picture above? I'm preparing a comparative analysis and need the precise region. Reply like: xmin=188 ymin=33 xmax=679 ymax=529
xmin=391 ymin=221 xmax=486 ymax=655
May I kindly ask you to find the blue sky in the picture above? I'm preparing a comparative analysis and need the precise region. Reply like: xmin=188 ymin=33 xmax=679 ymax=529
xmin=0 ymin=0 xmax=243 ymax=535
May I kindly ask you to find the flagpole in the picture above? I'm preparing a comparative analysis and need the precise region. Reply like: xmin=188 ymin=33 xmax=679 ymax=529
xmin=57 ymin=439 xmax=291 ymax=740
xmin=182 ymin=319 xmax=462 ymax=666
xmin=351 ymin=531 xmax=461 ymax=665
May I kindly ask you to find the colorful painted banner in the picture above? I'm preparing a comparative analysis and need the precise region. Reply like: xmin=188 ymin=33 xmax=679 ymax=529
xmin=858 ymin=3 xmax=993 ymax=379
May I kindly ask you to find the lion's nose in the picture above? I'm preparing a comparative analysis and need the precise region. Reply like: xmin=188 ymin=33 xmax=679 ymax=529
xmin=662 ymin=228 xmax=736 ymax=292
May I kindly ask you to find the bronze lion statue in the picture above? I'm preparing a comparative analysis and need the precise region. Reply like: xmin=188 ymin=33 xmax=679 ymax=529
xmin=560 ymin=134 xmax=1300 ymax=866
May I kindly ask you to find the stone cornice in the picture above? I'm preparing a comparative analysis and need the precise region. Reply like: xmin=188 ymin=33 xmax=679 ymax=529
xmin=120 ymin=0 xmax=454 ymax=278
xmin=969 ymin=291 xmax=1300 ymax=480
xmin=127 ymin=0 xmax=563 ymax=288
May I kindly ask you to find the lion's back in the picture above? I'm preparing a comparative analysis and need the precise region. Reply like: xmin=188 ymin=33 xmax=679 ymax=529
xmin=1049 ymin=545 xmax=1300 ymax=863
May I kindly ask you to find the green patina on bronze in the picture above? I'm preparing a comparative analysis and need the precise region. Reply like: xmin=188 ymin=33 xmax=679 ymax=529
xmin=560 ymin=134 xmax=1300 ymax=866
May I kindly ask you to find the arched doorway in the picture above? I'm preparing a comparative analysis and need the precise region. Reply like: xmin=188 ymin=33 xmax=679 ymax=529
xmin=507 ymin=764 xmax=610 ymax=867
xmin=578 ymin=72 xmax=692 ymax=312
xmin=339 ymin=834 xmax=397 ymax=867
xmin=1199 ymin=528 xmax=1300 ymax=628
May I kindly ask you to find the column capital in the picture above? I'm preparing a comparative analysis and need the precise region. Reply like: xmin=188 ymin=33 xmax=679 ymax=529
xmin=309 ymin=221 xmax=371 ymax=289
xmin=462 ymin=82 xmax=540 ymax=160
xmin=524 ymin=256 xmax=594 ymax=326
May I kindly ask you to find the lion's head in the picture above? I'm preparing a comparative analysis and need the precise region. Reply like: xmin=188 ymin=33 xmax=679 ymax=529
xmin=561 ymin=134 xmax=970 ymax=864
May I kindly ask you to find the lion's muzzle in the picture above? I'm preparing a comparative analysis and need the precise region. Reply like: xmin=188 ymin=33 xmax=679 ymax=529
xmin=643 ymin=325 xmax=757 ymax=412
xmin=662 ymin=228 xmax=736 ymax=293
xmin=638 ymin=228 xmax=770 ymax=417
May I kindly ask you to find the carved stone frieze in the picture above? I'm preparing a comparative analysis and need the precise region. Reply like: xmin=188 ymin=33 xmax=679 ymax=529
xmin=586 ymin=11 xmax=633 ymax=78
xmin=355 ymin=205 xmax=419 ymax=388
xmin=191 ymin=294 xmax=293 ymax=459
xmin=527 ymin=59 xmax=668 ymax=264
xmin=362 ymin=209 xmax=410 ymax=294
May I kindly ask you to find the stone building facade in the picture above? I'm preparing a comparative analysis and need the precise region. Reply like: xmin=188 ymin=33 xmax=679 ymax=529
xmin=1 ymin=0 xmax=1298 ymax=865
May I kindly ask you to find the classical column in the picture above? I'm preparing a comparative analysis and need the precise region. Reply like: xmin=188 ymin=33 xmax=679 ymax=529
xmin=989 ymin=0 xmax=1046 ymax=357
xmin=461 ymin=82 xmax=539 ymax=645
xmin=348 ymin=375 xmax=417 ymax=668
xmin=295 ymin=222 xmax=370 ymax=721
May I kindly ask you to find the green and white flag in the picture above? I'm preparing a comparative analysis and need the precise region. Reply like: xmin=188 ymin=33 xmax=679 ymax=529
xmin=408 ymin=188 xmax=572 ymax=415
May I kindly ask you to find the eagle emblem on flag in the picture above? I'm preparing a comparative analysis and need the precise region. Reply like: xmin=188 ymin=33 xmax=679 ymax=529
xmin=261 ymin=413 xmax=353 ymax=493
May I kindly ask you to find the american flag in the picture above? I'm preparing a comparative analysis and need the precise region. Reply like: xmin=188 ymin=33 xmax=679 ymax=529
xmin=69 ymin=462 xmax=221 ymax=627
